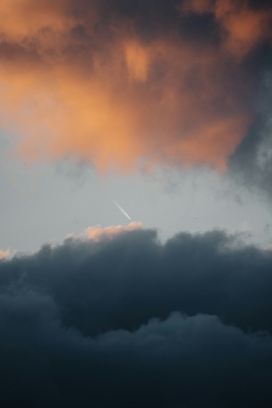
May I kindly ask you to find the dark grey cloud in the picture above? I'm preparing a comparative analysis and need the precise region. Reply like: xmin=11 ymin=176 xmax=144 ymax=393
xmin=229 ymin=66 xmax=272 ymax=197
xmin=1 ymin=228 xmax=272 ymax=407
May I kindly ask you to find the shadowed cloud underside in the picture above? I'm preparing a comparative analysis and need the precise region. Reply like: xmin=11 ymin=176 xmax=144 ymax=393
xmin=1 ymin=227 xmax=272 ymax=407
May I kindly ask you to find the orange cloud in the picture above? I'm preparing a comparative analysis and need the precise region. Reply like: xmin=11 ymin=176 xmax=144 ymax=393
xmin=0 ymin=249 xmax=10 ymax=260
xmin=0 ymin=0 xmax=270 ymax=173
xmin=81 ymin=222 xmax=143 ymax=242
xmin=125 ymin=41 xmax=150 ymax=82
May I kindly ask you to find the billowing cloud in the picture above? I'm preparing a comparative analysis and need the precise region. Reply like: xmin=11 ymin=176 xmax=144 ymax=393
xmin=1 ymin=227 xmax=272 ymax=406
xmin=0 ymin=0 xmax=271 ymax=173
xmin=181 ymin=0 xmax=272 ymax=57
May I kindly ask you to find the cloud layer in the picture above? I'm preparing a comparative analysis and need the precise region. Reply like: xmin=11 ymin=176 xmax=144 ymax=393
xmin=1 ymin=0 xmax=272 ymax=173
xmin=1 ymin=227 xmax=272 ymax=406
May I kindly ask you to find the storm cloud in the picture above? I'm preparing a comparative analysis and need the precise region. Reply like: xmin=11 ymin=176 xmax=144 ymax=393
xmin=1 ymin=227 xmax=272 ymax=407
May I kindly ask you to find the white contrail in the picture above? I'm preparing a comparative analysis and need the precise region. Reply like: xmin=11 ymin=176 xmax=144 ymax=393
xmin=111 ymin=198 xmax=132 ymax=221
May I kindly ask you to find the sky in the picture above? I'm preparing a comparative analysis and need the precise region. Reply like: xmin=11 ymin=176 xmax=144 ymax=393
xmin=2 ymin=0 xmax=272 ymax=407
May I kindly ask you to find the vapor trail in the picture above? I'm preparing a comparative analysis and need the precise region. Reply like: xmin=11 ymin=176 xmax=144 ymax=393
xmin=111 ymin=198 xmax=132 ymax=221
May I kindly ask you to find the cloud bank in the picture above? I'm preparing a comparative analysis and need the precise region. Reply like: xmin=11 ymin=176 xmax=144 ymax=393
xmin=1 ymin=227 xmax=272 ymax=406
xmin=0 ymin=0 xmax=272 ymax=174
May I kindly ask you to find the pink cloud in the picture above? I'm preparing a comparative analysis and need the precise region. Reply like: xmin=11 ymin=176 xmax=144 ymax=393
xmin=84 ymin=222 xmax=143 ymax=242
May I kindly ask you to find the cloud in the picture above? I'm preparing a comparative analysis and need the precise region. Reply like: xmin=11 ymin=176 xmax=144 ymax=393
xmin=1 ymin=227 xmax=272 ymax=406
xmin=0 ymin=249 xmax=10 ymax=259
xmin=181 ymin=0 xmax=272 ymax=57
xmin=84 ymin=222 xmax=143 ymax=241
xmin=0 ymin=0 xmax=271 ymax=173
xmin=228 ymin=76 xmax=272 ymax=198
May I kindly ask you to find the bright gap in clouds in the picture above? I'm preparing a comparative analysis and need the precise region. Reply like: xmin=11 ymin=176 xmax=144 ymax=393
xmin=1 ymin=137 xmax=272 ymax=254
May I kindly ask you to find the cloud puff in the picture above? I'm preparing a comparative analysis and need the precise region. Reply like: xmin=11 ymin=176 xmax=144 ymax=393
xmin=0 ymin=249 xmax=10 ymax=259
xmin=84 ymin=222 xmax=143 ymax=241
xmin=0 ymin=0 xmax=271 ymax=173
xmin=1 ymin=227 xmax=272 ymax=406
xmin=65 ymin=222 xmax=143 ymax=242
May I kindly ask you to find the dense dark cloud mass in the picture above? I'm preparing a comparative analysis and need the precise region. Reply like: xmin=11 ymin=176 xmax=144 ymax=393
xmin=1 ymin=227 xmax=272 ymax=407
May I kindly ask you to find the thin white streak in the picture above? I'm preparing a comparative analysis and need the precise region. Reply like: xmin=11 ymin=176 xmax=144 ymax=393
xmin=111 ymin=198 xmax=132 ymax=221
